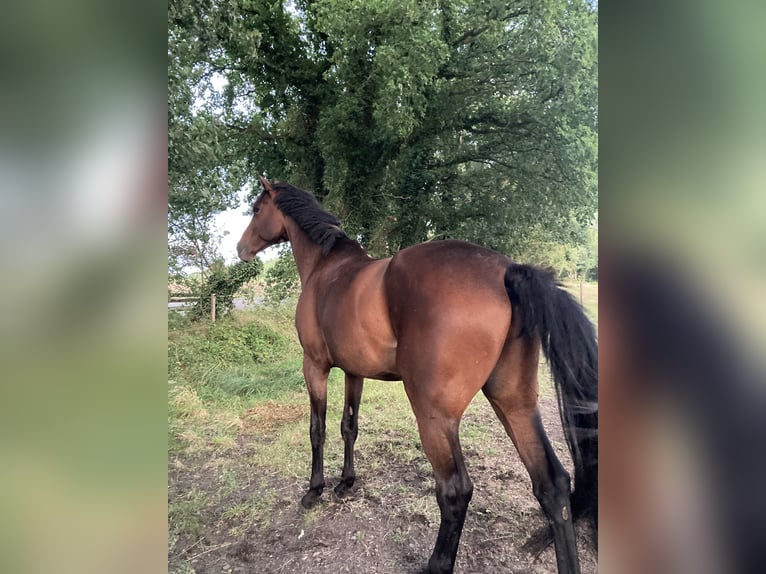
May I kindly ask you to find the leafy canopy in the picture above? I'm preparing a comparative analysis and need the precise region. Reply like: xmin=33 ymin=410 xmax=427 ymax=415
xmin=169 ymin=0 xmax=597 ymax=262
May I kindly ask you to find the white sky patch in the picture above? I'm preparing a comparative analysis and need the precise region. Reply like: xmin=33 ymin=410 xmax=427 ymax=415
xmin=211 ymin=72 xmax=226 ymax=91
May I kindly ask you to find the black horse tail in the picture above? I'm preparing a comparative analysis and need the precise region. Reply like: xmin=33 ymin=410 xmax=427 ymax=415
xmin=504 ymin=264 xmax=598 ymax=530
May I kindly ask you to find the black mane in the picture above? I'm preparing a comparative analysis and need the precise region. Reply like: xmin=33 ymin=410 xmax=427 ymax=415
xmin=271 ymin=182 xmax=349 ymax=255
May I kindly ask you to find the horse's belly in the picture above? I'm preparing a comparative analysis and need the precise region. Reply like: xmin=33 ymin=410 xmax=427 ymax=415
xmin=327 ymin=329 xmax=399 ymax=380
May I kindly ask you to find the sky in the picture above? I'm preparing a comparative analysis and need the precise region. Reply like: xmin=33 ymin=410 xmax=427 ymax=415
xmin=215 ymin=202 xmax=249 ymax=263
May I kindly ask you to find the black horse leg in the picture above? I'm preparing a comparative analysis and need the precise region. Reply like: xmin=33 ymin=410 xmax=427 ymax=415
xmin=335 ymin=373 xmax=364 ymax=497
xmin=531 ymin=433 xmax=580 ymax=574
xmin=301 ymin=357 xmax=329 ymax=509
xmin=487 ymin=396 xmax=582 ymax=574
xmin=417 ymin=417 xmax=474 ymax=574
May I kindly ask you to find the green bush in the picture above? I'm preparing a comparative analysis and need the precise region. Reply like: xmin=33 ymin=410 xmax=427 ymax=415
xmin=190 ymin=259 xmax=263 ymax=320
xmin=168 ymin=306 xmax=304 ymax=402
xmin=263 ymin=248 xmax=299 ymax=305
xmin=168 ymin=309 xmax=191 ymax=331
xmin=171 ymin=318 xmax=290 ymax=370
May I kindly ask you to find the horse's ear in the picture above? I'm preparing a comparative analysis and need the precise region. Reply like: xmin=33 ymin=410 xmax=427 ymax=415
xmin=258 ymin=175 xmax=275 ymax=197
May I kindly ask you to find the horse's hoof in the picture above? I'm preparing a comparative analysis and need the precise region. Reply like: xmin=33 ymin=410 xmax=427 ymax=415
xmin=300 ymin=490 xmax=322 ymax=509
xmin=333 ymin=479 xmax=355 ymax=498
xmin=424 ymin=557 xmax=453 ymax=574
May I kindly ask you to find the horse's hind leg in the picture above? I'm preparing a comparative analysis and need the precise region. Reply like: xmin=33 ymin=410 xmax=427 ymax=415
xmin=405 ymin=391 xmax=474 ymax=574
xmin=484 ymin=340 xmax=581 ymax=574
xmin=495 ymin=404 xmax=580 ymax=574
xmin=335 ymin=373 xmax=363 ymax=497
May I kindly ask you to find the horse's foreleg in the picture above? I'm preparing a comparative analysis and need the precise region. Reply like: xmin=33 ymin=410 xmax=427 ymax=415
xmin=301 ymin=357 xmax=329 ymax=509
xmin=335 ymin=373 xmax=364 ymax=497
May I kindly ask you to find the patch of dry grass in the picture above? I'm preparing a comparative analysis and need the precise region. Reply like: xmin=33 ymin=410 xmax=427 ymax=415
xmin=241 ymin=401 xmax=306 ymax=432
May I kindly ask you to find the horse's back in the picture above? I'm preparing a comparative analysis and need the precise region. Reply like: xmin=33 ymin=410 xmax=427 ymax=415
xmin=385 ymin=240 xmax=512 ymax=313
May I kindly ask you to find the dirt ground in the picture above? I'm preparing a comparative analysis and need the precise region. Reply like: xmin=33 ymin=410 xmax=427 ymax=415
xmin=169 ymin=393 xmax=597 ymax=574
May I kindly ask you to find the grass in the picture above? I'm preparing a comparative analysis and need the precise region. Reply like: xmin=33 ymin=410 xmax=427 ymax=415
xmin=563 ymin=280 xmax=598 ymax=326
xmin=167 ymin=282 xmax=599 ymax=568
xmin=168 ymin=488 xmax=207 ymax=541
xmin=168 ymin=304 xmax=306 ymax=456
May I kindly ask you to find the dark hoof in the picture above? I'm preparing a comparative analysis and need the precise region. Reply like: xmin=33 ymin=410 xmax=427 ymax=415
xmin=333 ymin=478 xmax=355 ymax=498
xmin=425 ymin=557 xmax=453 ymax=574
xmin=300 ymin=489 xmax=322 ymax=509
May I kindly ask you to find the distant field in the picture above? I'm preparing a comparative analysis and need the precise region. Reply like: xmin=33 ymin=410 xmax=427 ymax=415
xmin=168 ymin=282 xmax=598 ymax=574
xmin=563 ymin=281 xmax=598 ymax=326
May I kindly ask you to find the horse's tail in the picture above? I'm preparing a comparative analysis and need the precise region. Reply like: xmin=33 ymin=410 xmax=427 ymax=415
xmin=504 ymin=264 xmax=598 ymax=529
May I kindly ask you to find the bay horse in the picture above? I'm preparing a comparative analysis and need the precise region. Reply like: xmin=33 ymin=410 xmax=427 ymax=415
xmin=237 ymin=176 xmax=597 ymax=574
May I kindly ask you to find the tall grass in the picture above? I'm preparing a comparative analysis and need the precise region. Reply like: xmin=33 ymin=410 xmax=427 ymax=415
xmin=168 ymin=304 xmax=306 ymax=457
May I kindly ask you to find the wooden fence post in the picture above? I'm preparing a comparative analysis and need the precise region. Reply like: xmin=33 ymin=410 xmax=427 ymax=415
xmin=210 ymin=293 xmax=216 ymax=322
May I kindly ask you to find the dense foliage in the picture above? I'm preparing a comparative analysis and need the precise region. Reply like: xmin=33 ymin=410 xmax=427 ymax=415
xmin=263 ymin=247 xmax=301 ymax=305
xmin=169 ymin=0 xmax=597 ymax=266
xmin=190 ymin=259 xmax=263 ymax=319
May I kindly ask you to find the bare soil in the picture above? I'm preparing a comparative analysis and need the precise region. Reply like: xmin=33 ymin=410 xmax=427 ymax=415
xmin=169 ymin=393 xmax=597 ymax=574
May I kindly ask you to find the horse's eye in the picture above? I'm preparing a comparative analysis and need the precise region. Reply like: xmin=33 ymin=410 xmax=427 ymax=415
xmin=253 ymin=207 xmax=261 ymax=215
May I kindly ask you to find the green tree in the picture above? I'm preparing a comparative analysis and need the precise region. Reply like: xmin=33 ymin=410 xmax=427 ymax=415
xmin=168 ymin=0 xmax=597 ymax=262
xmin=578 ymin=221 xmax=598 ymax=281
xmin=168 ymin=0 xmax=251 ymax=277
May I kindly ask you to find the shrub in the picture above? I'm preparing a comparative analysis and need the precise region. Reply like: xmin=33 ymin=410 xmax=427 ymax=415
xmin=263 ymin=248 xmax=299 ymax=305
xmin=190 ymin=259 xmax=263 ymax=320
xmin=168 ymin=303 xmax=304 ymax=396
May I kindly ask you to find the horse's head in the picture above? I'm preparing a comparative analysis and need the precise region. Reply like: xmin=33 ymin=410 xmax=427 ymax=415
xmin=237 ymin=175 xmax=288 ymax=262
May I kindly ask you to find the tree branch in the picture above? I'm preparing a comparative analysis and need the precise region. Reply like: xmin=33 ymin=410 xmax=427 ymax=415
xmin=452 ymin=7 xmax=528 ymax=46
xmin=212 ymin=119 xmax=281 ymax=141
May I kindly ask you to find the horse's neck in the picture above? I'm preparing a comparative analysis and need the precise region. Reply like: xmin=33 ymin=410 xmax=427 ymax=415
xmin=285 ymin=219 xmax=367 ymax=285
xmin=284 ymin=222 xmax=323 ymax=285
